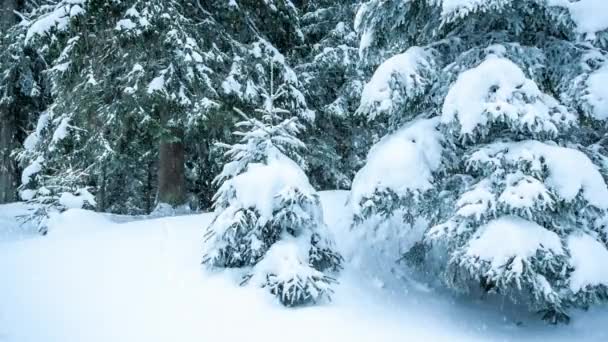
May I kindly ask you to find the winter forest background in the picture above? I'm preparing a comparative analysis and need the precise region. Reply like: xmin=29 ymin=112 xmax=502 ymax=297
xmin=2 ymin=0 xmax=608 ymax=335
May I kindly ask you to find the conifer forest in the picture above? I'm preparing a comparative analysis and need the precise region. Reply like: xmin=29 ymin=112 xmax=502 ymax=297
xmin=1 ymin=1 xmax=608 ymax=340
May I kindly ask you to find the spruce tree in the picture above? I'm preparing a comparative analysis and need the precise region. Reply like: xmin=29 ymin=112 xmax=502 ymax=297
xmin=351 ymin=0 xmax=608 ymax=323
xmin=203 ymin=74 xmax=342 ymax=306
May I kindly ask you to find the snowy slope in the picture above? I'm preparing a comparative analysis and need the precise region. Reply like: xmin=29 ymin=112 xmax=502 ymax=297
xmin=0 ymin=191 xmax=607 ymax=342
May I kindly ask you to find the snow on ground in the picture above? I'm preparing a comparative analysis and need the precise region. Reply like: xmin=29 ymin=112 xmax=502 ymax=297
xmin=1 ymin=191 xmax=607 ymax=342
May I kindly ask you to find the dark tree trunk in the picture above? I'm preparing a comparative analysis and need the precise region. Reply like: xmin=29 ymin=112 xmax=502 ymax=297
xmin=157 ymin=128 xmax=186 ymax=207
xmin=0 ymin=0 xmax=19 ymax=204
xmin=0 ymin=0 xmax=17 ymax=30
xmin=0 ymin=110 xmax=17 ymax=203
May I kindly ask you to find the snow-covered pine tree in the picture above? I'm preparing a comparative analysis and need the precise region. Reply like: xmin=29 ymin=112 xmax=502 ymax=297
xmin=351 ymin=0 xmax=608 ymax=323
xmin=0 ymin=0 xmax=47 ymax=204
xmin=295 ymin=0 xmax=367 ymax=190
xmin=203 ymin=74 xmax=342 ymax=306
xmin=15 ymin=0 xmax=319 ymax=220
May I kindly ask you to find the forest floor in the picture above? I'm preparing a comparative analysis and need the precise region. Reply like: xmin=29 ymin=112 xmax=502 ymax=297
xmin=1 ymin=191 xmax=607 ymax=342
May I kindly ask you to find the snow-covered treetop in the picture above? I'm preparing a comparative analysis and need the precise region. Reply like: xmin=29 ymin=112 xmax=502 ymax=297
xmin=441 ymin=55 xmax=575 ymax=140
xmin=215 ymin=151 xmax=316 ymax=225
xmin=349 ymin=117 xmax=442 ymax=213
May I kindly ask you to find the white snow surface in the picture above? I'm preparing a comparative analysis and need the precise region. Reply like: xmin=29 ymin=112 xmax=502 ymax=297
xmin=350 ymin=118 xmax=442 ymax=212
xmin=1 ymin=191 xmax=608 ymax=341
xmin=567 ymin=233 xmax=608 ymax=293
xmin=466 ymin=216 xmax=563 ymax=271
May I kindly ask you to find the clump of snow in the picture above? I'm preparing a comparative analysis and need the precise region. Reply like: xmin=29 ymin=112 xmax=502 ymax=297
xmin=51 ymin=117 xmax=70 ymax=144
xmin=19 ymin=189 xmax=37 ymax=201
xmin=468 ymin=140 xmax=608 ymax=209
xmin=21 ymin=156 xmax=43 ymax=185
xmin=441 ymin=55 xmax=574 ymax=137
xmin=23 ymin=113 xmax=50 ymax=151
xmin=498 ymin=173 xmax=553 ymax=211
xmin=350 ymin=118 xmax=442 ymax=211
xmin=358 ymin=47 xmax=436 ymax=118
xmin=466 ymin=216 xmax=563 ymax=272
xmin=436 ymin=0 xmax=512 ymax=22
xmin=455 ymin=179 xmax=495 ymax=219
xmin=567 ymin=233 xmax=608 ymax=293
xmin=584 ymin=61 xmax=608 ymax=120
xmin=147 ymin=75 xmax=166 ymax=94
xmin=116 ymin=19 xmax=136 ymax=30
xmin=548 ymin=0 xmax=608 ymax=37
xmin=25 ymin=0 xmax=86 ymax=44
xmin=58 ymin=189 xmax=96 ymax=209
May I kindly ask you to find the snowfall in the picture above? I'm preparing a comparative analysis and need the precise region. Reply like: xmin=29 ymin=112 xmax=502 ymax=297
xmin=1 ymin=191 xmax=607 ymax=342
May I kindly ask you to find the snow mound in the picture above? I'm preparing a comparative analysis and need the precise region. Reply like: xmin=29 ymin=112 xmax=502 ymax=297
xmin=468 ymin=140 xmax=608 ymax=209
xmin=358 ymin=47 xmax=436 ymax=118
xmin=58 ymin=189 xmax=96 ymax=209
xmin=466 ymin=216 xmax=563 ymax=271
xmin=441 ymin=55 xmax=573 ymax=137
xmin=46 ymin=208 xmax=111 ymax=236
xmin=567 ymin=233 xmax=608 ymax=293
xmin=549 ymin=0 xmax=608 ymax=37
xmin=350 ymin=118 xmax=442 ymax=212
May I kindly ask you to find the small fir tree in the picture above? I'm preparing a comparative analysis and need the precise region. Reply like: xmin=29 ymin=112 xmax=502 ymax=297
xmin=203 ymin=74 xmax=342 ymax=306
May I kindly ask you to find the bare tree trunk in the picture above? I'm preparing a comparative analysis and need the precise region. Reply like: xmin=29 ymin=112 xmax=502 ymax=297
xmin=0 ymin=0 xmax=19 ymax=204
xmin=157 ymin=127 xmax=186 ymax=207
xmin=0 ymin=111 xmax=17 ymax=203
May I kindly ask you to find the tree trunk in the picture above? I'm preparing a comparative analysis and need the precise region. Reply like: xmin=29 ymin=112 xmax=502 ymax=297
xmin=0 ymin=0 xmax=19 ymax=204
xmin=0 ymin=110 xmax=17 ymax=203
xmin=157 ymin=128 xmax=186 ymax=207
xmin=0 ymin=0 xmax=17 ymax=30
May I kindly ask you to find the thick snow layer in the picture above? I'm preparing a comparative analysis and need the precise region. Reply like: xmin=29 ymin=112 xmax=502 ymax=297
xmin=350 ymin=118 xmax=442 ymax=211
xmin=549 ymin=0 xmax=608 ymax=37
xmin=358 ymin=47 xmax=435 ymax=118
xmin=219 ymin=151 xmax=315 ymax=223
xmin=585 ymin=61 xmax=608 ymax=120
xmin=442 ymin=56 xmax=572 ymax=136
xmin=468 ymin=140 xmax=608 ymax=209
xmin=25 ymin=0 xmax=86 ymax=43
xmin=567 ymin=234 xmax=608 ymax=293
xmin=1 ymin=192 xmax=608 ymax=341
xmin=466 ymin=216 xmax=563 ymax=271
xmin=58 ymin=189 xmax=96 ymax=209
